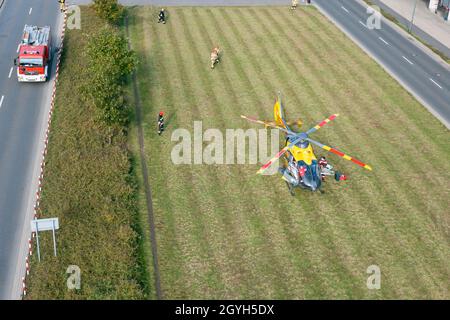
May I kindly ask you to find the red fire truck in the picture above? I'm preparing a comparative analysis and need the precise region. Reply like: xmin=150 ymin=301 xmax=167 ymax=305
xmin=14 ymin=25 xmax=52 ymax=82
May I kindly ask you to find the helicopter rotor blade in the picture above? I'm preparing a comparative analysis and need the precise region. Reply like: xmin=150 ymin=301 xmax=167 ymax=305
xmin=306 ymin=137 xmax=372 ymax=171
xmin=257 ymin=136 xmax=303 ymax=174
xmin=241 ymin=115 xmax=294 ymax=135
xmin=306 ymin=114 xmax=339 ymax=135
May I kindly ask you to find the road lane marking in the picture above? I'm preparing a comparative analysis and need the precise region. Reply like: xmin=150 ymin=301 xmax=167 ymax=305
xmin=17 ymin=44 xmax=20 ymax=53
xmin=402 ymin=56 xmax=414 ymax=65
xmin=378 ymin=37 xmax=389 ymax=45
xmin=0 ymin=95 xmax=4 ymax=108
xmin=29 ymin=7 xmax=32 ymax=15
xmin=341 ymin=6 xmax=349 ymax=13
xmin=429 ymin=78 xmax=443 ymax=89
xmin=359 ymin=20 xmax=367 ymax=28
xmin=8 ymin=67 xmax=13 ymax=78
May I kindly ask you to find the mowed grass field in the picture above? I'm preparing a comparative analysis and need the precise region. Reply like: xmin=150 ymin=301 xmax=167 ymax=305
xmin=127 ymin=6 xmax=450 ymax=299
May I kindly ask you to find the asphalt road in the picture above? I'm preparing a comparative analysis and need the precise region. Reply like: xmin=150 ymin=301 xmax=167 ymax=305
xmin=314 ymin=0 xmax=450 ymax=128
xmin=0 ymin=0 xmax=62 ymax=299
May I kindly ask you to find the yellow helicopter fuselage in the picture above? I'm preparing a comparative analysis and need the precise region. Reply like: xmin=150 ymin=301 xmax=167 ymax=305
xmin=287 ymin=143 xmax=317 ymax=166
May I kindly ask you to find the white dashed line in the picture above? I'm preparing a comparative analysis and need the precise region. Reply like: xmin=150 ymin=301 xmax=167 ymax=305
xmin=29 ymin=7 xmax=32 ymax=15
xmin=16 ymin=44 xmax=20 ymax=53
xmin=429 ymin=78 xmax=443 ymax=89
xmin=402 ymin=56 xmax=414 ymax=65
xmin=359 ymin=20 xmax=367 ymax=28
xmin=341 ymin=6 xmax=349 ymax=13
xmin=8 ymin=67 xmax=13 ymax=78
xmin=378 ymin=37 xmax=389 ymax=45
xmin=0 ymin=95 xmax=4 ymax=108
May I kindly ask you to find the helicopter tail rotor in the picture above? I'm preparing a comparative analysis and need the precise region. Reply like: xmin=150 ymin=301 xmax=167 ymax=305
xmin=240 ymin=115 xmax=294 ymax=135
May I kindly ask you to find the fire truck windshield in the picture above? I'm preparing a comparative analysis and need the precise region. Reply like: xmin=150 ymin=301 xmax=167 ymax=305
xmin=19 ymin=58 xmax=43 ymax=66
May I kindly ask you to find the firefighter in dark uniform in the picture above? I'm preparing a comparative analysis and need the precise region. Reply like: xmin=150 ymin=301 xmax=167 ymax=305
xmin=158 ymin=8 xmax=166 ymax=24
xmin=158 ymin=111 xmax=165 ymax=135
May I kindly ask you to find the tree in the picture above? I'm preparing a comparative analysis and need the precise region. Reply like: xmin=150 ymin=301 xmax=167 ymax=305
xmin=92 ymin=0 xmax=125 ymax=25
xmin=83 ymin=26 xmax=137 ymax=126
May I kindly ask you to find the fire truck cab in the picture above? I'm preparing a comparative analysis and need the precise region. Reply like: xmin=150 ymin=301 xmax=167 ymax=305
xmin=14 ymin=25 xmax=52 ymax=82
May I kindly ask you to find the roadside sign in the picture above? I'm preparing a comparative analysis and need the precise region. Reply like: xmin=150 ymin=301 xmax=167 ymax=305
xmin=30 ymin=218 xmax=59 ymax=232
xmin=30 ymin=218 xmax=59 ymax=261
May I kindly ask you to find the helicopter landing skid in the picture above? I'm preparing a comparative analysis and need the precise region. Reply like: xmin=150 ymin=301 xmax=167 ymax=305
xmin=285 ymin=181 xmax=296 ymax=196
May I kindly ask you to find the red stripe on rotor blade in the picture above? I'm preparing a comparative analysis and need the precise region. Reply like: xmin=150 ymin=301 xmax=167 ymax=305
xmin=318 ymin=120 xmax=327 ymax=127
xmin=329 ymin=148 xmax=345 ymax=157
xmin=329 ymin=114 xmax=337 ymax=121
xmin=351 ymin=158 xmax=365 ymax=167
xmin=261 ymin=161 xmax=272 ymax=170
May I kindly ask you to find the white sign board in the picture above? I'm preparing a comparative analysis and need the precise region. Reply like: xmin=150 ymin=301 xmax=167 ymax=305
xmin=30 ymin=218 xmax=59 ymax=232
xmin=30 ymin=217 xmax=60 ymax=261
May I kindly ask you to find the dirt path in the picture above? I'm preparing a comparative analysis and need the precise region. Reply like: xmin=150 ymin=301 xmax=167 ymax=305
xmin=126 ymin=16 xmax=163 ymax=300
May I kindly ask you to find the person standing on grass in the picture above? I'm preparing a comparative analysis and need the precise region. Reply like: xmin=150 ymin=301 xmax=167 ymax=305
xmin=158 ymin=8 xmax=166 ymax=24
xmin=158 ymin=111 xmax=165 ymax=135
xmin=58 ymin=0 xmax=66 ymax=12
xmin=291 ymin=0 xmax=298 ymax=10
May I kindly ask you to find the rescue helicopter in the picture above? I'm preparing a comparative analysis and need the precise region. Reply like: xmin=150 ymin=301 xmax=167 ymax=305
xmin=241 ymin=93 xmax=372 ymax=195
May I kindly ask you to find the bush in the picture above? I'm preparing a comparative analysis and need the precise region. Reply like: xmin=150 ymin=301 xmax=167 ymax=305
xmin=83 ymin=26 xmax=137 ymax=126
xmin=92 ymin=0 xmax=124 ymax=25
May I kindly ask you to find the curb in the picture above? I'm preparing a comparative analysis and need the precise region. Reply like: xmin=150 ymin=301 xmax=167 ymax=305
xmin=313 ymin=1 xmax=450 ymax=130
xmin=21 ymin=10 xmax=68 ymax=299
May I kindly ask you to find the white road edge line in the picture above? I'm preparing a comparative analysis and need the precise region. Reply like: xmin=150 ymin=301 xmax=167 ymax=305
xmin=402 ymin=56 xmax=414 ymax=65
xmin=341 ymin=6 xmax=349 ymax=13
xmin=378 ymin=36 xmax=389 ymax=45
xmin=16 ymin=44 xmax=20 ymax=53
xmin=8 ymin=67 xmax=13 ymax=78
xmin=358 ymin=20 xmax=367 ymax=29
xmin=29 ymin=7 xmax=32 ymax=15
xmin=0 ymin=95 xmax=4 ymax=108
xmin=429 ymin=78 xmax=443 ymax=89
